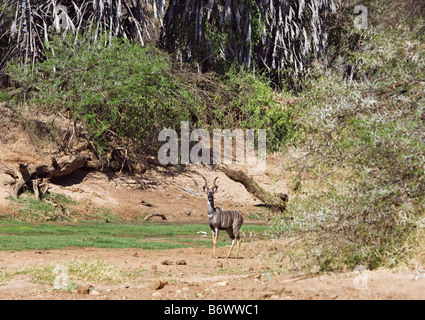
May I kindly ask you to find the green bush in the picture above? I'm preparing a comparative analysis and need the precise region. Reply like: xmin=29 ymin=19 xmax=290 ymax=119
xmin=273 ymin=23 xmax=425 ymax=273
xmin=212 ymin=68 xmax=298 ymax=151
xmin=7 ymin=35 xmax=296 ymax=158
xmin=9 ymin=36 xmax=202 ymax=155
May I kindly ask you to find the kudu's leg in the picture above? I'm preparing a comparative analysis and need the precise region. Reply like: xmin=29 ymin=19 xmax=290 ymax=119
xmin=226 ymin=229 xmax=236 ymax=258
xmin=235 ymin=239 xmax=242 ymax=258
xmin=212 ymin=229 xmax=219 ymax=259
xmin=226 ymin=240 xmax=236 ymax=258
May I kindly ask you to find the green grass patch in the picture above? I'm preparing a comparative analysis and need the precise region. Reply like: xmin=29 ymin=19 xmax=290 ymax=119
xmin=0 ymin=220 xmax=268 ymax=251
xmin=6 ymin=191 xmax=119 ymax=223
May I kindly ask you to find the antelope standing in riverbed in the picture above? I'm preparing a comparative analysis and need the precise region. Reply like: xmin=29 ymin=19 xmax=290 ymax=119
xmin=202 ymin=176 xmax=244 ymax=259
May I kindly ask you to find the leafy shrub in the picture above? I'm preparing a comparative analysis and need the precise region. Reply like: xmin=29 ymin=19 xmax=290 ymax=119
xmin=9 ymin=35 xmax=200 ymax=155
xmin=211 ymin=69 xmax=298 ymax=151
xmin=7 ymin=34 xmax=296 ymax=160
xmin=272 ymin=22 xmax=425 ymax=272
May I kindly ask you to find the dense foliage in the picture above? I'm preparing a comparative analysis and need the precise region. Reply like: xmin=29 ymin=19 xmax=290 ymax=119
xmin=8 ymin=35 xmax=296 ymax=157
xmin=271 ymin=0 xmax=425 ymax=272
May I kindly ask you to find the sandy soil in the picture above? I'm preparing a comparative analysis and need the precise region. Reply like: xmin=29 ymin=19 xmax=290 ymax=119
xmin=1 ymin=243 xmax=425 ymax=300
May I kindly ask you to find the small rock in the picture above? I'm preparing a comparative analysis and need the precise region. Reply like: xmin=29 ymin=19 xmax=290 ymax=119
xmin=161 ymin=260 xmax=173 ymax=265
xmin=259 ymin=291 xmax=278 ymax=299
xmin=133 ymin=252 xmax=139 ymax=257
xmin=152 ymin=292 xmax=162 ymax=297
xmin=134 ymin=163 xmax=146 ymax=174
xmin=78 ymin=285 xmax=93 ymax=295
xmin=176 ymin=260 xmax=186 ymax=265
xmin=150 ymin=279 xmax=162 ymax=290
xmin=216 ymin=261 xmax=223 ymax=268
xmin=150 ymin=279 xmax=168 ymax=290
xmin=140 ymin=199 xmax=153 ymax=207
xmin=151 ymin=264 xmax=158 ymax=270
xmin=90 ymin=289 xmax=101 ymax=295
xmin=212 ymin=281 xmax=228 ymax=287
xmin=283 ymin=288 xmax=292 ymax=294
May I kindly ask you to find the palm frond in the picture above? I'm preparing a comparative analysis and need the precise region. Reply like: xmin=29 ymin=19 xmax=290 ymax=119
xmin=162 ymin=0 xmax=339 ymax=87
xmin=0 ymin=0 xmax=165 ymax=71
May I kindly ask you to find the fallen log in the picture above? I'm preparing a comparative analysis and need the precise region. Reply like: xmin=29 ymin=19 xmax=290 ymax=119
xmin=8 ymin=154 xmax=88 ymax=199
xmin=219 ymin=167 xmax=288 ymax=213
xmin=144 ymin=213 xmax=167 ymax=221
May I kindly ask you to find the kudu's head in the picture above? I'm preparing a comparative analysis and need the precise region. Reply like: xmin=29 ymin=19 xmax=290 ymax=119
xmin=202 ymin=176 xmax=218 ymax=203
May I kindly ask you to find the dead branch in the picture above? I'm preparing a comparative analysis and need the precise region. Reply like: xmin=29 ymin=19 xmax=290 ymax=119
xmin=219 ymin=166 xmax=288 ymax=213
xmin=33 ymin=178 xmax=40 ymax=200
xmin=41 ymin=182 xmax=51 ymax=199
xmin=178 ymin=185 xmax=203 ymax=197
xmin=144 ymin=213 xmax=167 ymax=221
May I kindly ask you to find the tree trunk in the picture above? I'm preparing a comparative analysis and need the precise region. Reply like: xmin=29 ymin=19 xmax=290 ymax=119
xmin=33 ymin=179 xmax=40 ymax=200
xmin=11 ymin=163 xmax=32 ymax=200
xmin=220 ymin=166 xmax=287 ymax=213
xmin=8 ymin=153 xmax=88 ymax=199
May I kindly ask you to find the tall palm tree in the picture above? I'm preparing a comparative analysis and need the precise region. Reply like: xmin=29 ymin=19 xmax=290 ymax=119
xmin=162 ymin=0 xmax=338 ymax=87
xmin=0 ymin=0 xmax=165 ymax=71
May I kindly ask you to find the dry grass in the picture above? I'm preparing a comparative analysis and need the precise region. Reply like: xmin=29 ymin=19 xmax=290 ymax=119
xmin=1 ymin=260 xmax=142 ymax=291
